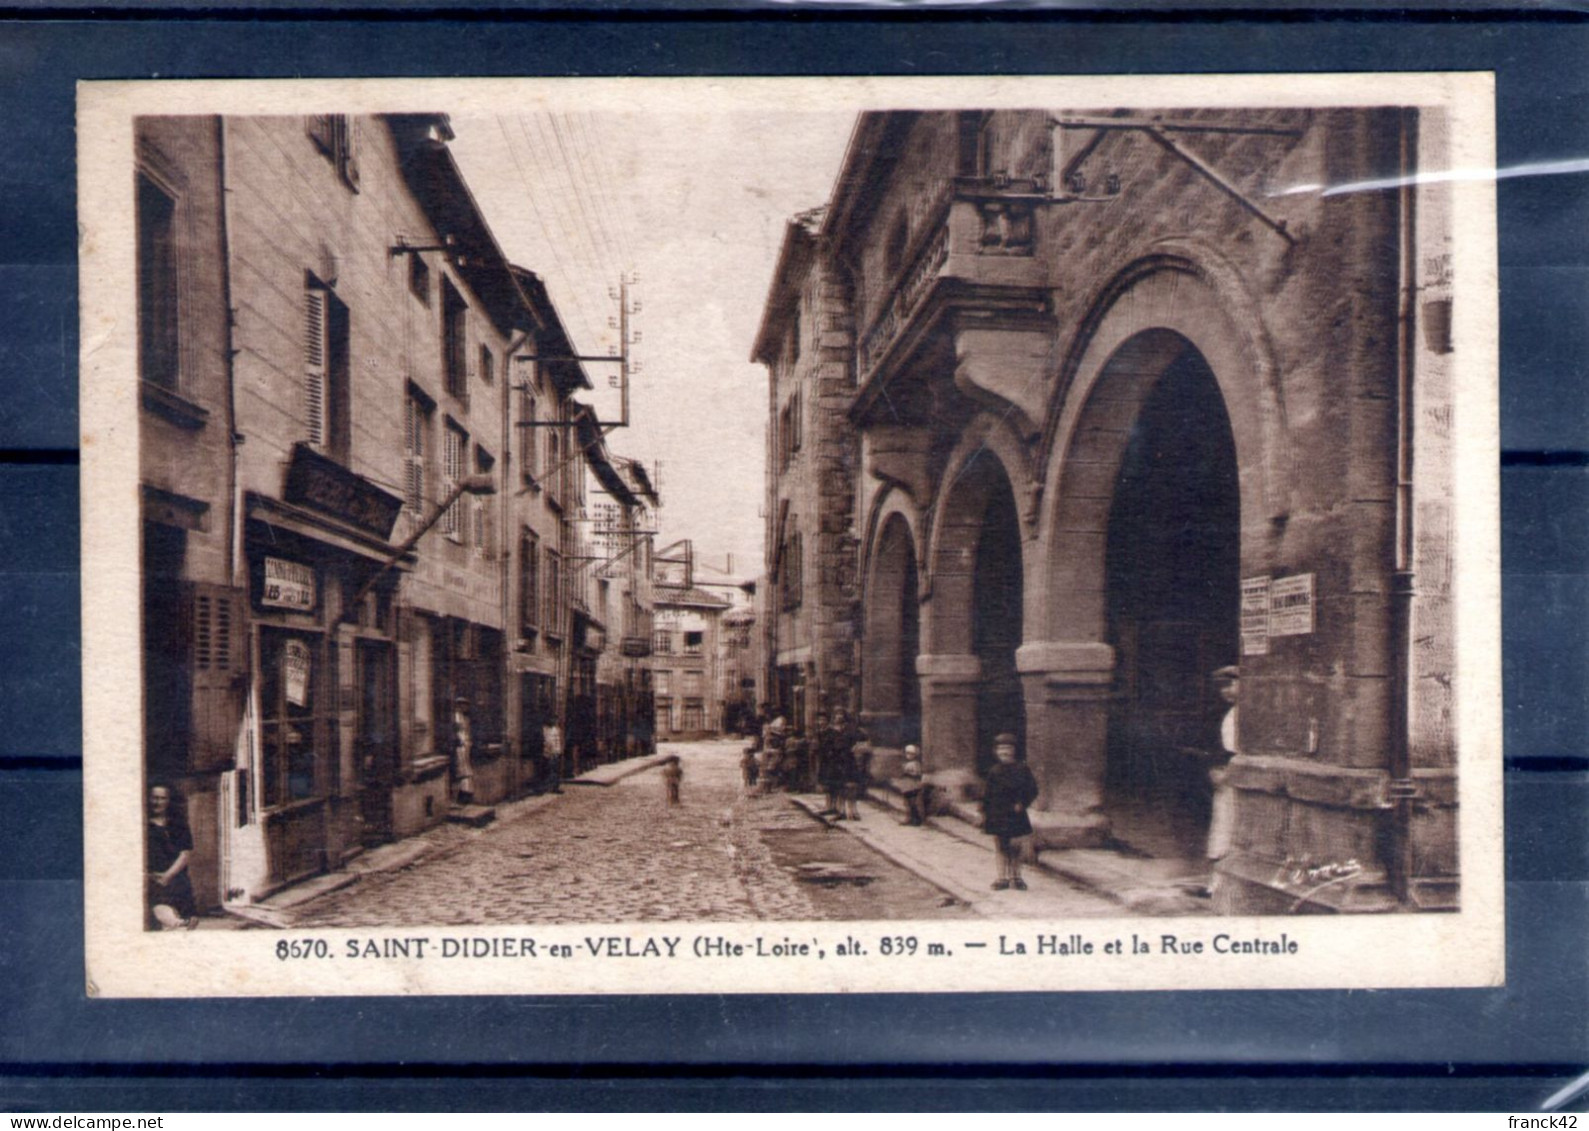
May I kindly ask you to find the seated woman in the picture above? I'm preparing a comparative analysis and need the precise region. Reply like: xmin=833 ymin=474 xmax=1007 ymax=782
xmin=147 ymin=783 xmax=197 ymax=930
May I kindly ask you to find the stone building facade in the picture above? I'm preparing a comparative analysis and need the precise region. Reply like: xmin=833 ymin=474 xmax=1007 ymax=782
xmin=135 ymin=113 xmax=620 ymax=912
xmin=757 ymin=107 xmax=1458 ymax=913
xmin=751 ymin=207 xmax=863 ymax=736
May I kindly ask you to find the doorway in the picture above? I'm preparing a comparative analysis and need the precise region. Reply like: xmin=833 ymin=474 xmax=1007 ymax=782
xmin=356 ymin=640 xmax=396 ymax=846
xmin=1103 ymin=342 xmax=1240 ymax=859
xmin=973 ymin=466 xmax=1025 ymax=773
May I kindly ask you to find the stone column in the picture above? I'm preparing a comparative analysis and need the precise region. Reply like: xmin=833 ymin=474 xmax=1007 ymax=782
xmin=916 ymin=653 xmax=982 ymax=799
xmin=1016 ymin=641 xmax=1113 ymax=849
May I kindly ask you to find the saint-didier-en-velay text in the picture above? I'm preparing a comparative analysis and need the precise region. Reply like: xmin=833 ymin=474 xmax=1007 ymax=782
xmin=274 ymin=930 xmax=1301 ymax=963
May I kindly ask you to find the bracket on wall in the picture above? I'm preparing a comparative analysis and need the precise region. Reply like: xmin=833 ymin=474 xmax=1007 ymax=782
xmin=1049 ymin=117 xmax=1299 ymax=246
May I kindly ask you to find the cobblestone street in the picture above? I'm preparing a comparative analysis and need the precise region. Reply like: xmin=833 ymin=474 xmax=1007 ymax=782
xmin=290 ymin=740 xmax=997 ymax=927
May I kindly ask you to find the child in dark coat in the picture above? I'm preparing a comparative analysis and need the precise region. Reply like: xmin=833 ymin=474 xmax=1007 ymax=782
xmin=981 ymin=733 xmax=1039 ymax=891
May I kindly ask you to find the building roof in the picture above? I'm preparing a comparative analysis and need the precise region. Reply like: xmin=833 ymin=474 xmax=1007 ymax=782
xmin=510 ymin=266 xmax=596 ymax=397
xmin=749 ymin=206 xmax=827 ymax=366
xmin=572 ymin=403 xmax=639 ymax=509
xmin=818 ymin=112 xmax=919 ymax=247
xmin=385 ymin=114 xmax=536 ymax=340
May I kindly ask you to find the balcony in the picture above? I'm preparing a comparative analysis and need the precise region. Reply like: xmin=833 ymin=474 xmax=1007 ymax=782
xmin=852 ymin=181 xmax=1056 ymax=432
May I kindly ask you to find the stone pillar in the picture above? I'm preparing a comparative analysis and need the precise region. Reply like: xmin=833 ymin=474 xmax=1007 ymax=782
xmin=1016 ymin=641 xmax=1113 ymax=849
xmin=916 ymin=653 xmax=981 ymax=799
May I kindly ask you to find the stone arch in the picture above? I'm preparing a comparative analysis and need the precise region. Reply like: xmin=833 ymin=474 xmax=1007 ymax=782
xmin=1036 ymin=255 xmax=1286 ymax=642
xmin=919 ymin=418 xmax=1035 ymax=773
xmin=859 ymin=497 xmax=923 ymax=751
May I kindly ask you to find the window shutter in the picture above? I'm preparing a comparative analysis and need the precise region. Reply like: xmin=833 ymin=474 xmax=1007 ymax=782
xmin=305 ymin=287 xmax=327 ymax=449
xmin=442 ymin=426 xmax=462 ymax=538
xmin=404 ymin=398 xmax=425 ymax=512
xmin=187 ymin=582 xmax=246 ymax=774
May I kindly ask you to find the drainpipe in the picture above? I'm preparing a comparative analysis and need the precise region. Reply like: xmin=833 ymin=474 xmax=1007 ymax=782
xmin=1387 ymin=106 xmax=1420 ymax=906
xmin=503 ymin=328 xmax=527 ymax=772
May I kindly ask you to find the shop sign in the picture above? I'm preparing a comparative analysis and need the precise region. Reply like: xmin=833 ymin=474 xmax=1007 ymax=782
xmin=262 ymin=556 xmax=316 ymax=612
xmin=283 ymin=638 xmax=312 ymax=707
xmin=1268 ymin=573 xmax=1316 ymax=637
xmin=1240 ymin=576 xmax=1270 ymax=657
xmin=284 ymin=443 xmax=403 ymax=540
xmin=621 ymin=636 xmax=652 ymax=658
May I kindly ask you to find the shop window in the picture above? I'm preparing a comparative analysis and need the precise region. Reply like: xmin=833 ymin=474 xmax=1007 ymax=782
xmin=655 ymin=696 xmax=673 ymax=732
xmin=442 ymin=277 xmax=469 ymax=403
xmin=259 ymin=628 xmax=335 ymax=809
xmin=519 ymin=528 xmax=540 ymax=634
xmin=682 ymin=699 xmax=705 ymax=732
xmin=404 ymin=385 xmax=434 ymax=515
xmin=137 ymin=173 xmax=180 ymax=392
xmin=304 ymin=277 xmax=351 ymax=463
xmin=306 ymin=114 xmax=360 ymax=192
xmin=442 ymin=420 xmax=467 ymax=540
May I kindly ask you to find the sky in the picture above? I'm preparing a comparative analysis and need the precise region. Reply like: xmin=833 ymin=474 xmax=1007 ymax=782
xmin=449 ymin=110 xmax=857 ymax=581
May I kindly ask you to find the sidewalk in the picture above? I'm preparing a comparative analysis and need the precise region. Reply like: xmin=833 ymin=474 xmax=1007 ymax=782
xmin=790 ymin=787 xmax=1210 ymax=918
xmin=226 ymin=754 xmax=674 ymax=926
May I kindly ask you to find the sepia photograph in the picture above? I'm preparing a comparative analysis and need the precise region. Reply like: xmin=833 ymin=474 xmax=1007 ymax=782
xmin=79 ymin=74 xmax=1502 ymax=996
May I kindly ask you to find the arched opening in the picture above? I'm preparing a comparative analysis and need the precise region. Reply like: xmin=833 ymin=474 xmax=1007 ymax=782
xmin=1103 ymin=341 xmax=1240 ymax=858
xmin=861 ymin=512 xmax=922 ymax=749
xmin=973 ymin=470 xmax=1024 ymax=774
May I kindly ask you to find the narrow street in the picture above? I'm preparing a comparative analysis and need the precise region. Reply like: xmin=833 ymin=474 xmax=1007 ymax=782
xmin=286 ymin=739 xmax=1118 ymax=928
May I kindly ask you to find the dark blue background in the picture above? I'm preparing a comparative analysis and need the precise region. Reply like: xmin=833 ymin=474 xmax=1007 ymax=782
xmin=0 ymin=14 xmax=1584 ymax=1112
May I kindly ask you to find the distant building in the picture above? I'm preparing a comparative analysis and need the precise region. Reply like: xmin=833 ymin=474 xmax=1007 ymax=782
xmin=650 ymin=545 xmax=732 ymax=739
xmin=751 ymin=206 xmax=862 ymax=738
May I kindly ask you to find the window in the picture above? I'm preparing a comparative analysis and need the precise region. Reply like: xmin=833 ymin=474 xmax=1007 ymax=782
xmin=654 ymin=670 xmax=671 ymax=697
xmin=547 ymin=425 xmax=563 ymax=506
xmin=544 ymin=548 xmax=562 ymax=637
xmin=403 ymin=386 xmax=434 ymax=514
xmin=304 ymin=278 xmax=351 ymax=463
xmin=306 ymin=115 xmax=360 ymax=192
xmin=442 ymin=420 xmax=467 ymax=540
xmin=781 ymin=528 xmax=803 ymax=612
xmin=472 ymin=447 xmax=494 ymax=557
xmin=479 ymin=344 xmax=495 ymax=386
xmin=137 ymin=173 xmax=179 ymax=391
xmin=519 ymin=528 xmax=540 ymax=633
xmin=653 ymin=630 xmax=673 ymax=655
xmin=683 ymin=631 xmax=704 ymax=656
xmin=683 ymin=670 xmax=703 ymax=696
xmin=790 ymin=306 xmax=801 ymax=366
xmin=517 ymin=388 xmax=538 ymax=482
xmin=778 ymin=388 xmax=803 ymax=470
xmin=442 ymin=277 xmax=468 ymax=403
xmin=409 ymin=254 xmax=430 ymax=305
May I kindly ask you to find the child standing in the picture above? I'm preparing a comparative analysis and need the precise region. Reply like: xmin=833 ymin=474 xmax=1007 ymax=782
xmin=897 ymin=744 xmax=929 ymax=826
xmin=981 ymin=733 xmax=1038 ymax=891
xmin=662 ymin=755 xmax=684 ymax=806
